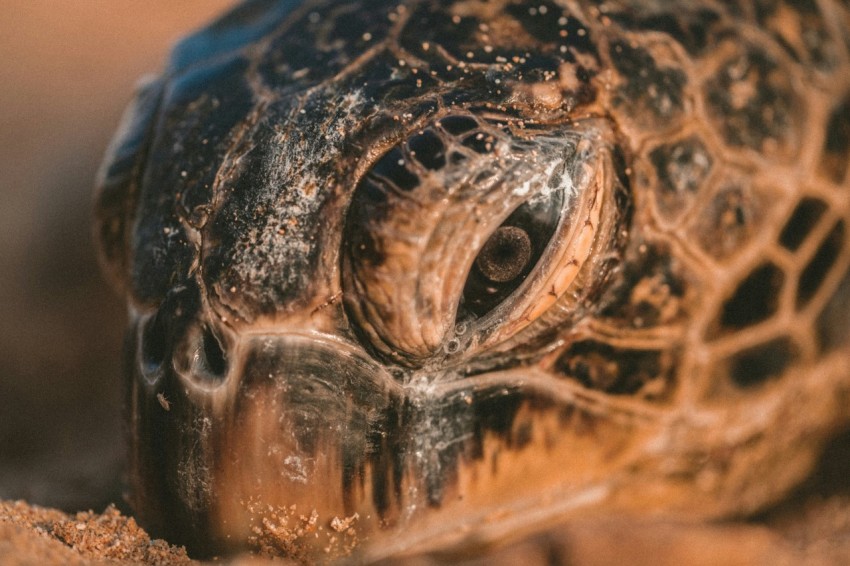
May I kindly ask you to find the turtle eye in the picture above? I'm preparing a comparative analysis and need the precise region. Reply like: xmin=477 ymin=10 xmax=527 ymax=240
xmin=343 ymin=117 xmax=622 ymax=364
xmin=461 ymin=189 xmax=564 ymax=319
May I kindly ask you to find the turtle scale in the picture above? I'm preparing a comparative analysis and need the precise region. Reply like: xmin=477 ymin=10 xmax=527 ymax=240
xmin=94 ymin=0 xmax=850 ymax=562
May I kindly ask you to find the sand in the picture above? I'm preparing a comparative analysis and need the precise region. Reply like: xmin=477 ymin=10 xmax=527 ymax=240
xmin=0 ymin=500 xmax=193 ymax=566
xmin=3 ymin=494 xmax=850 ymax=565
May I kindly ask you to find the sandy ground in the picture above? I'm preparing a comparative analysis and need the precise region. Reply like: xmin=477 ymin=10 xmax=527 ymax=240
xmin=0 ymin=500 xmax=193 ymax=565
xmin=2 ymin=2 xmax=850 ymax=565
xmin=2 ymin=493 xmax=850 ymax=565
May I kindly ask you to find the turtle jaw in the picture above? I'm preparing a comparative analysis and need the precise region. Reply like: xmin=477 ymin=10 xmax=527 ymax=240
xmin=125 ymin=321 xmax=678 ymax=560
xmin=125 ymin=320 xmax=652 ymax=559
xmin=126 ymin=331 xmax=400 ymax=558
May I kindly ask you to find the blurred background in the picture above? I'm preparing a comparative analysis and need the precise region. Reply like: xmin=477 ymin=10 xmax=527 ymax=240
xmin=0 ymin=1 xmax=235 ymax=511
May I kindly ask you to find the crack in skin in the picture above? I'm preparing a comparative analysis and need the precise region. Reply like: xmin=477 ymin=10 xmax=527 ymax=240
xmin=93 ymin=0 xmax=850 ymax=561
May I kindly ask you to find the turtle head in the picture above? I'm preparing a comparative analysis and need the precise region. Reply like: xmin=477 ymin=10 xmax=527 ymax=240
xmin=95 ymin=65 xmax=627 ymax=557
xmin=94 ymin=0 xmax=850 ymax=561
xmin=92 ymin=1 xmax=634 ymax=557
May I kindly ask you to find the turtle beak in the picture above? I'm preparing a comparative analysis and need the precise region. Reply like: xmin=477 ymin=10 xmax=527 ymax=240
xmin=127 ymin=330 xmax=399 ymax=557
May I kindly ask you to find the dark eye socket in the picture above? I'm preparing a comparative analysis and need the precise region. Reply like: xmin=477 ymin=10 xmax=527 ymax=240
xmin=459 ymin=189 xmax=565 ymax=319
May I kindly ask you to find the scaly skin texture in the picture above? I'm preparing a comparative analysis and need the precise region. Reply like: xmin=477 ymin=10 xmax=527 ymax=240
xmin=94 ymin=0 xmax=850 ymax=562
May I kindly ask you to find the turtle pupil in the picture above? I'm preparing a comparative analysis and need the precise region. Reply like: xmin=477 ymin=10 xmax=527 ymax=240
xmin=460 ymin=189 xmax=565 ymax=319
xmin=476 ymin=226 xmax=532 ymax=283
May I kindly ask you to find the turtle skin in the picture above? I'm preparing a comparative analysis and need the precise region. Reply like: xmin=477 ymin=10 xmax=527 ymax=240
xmin=94 ymin=0 xmax=850 ymax=562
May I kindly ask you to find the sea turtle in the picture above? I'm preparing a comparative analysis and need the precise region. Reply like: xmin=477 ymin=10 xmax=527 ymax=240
xmin=94 ymin=0 xmax=850 ymax=562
